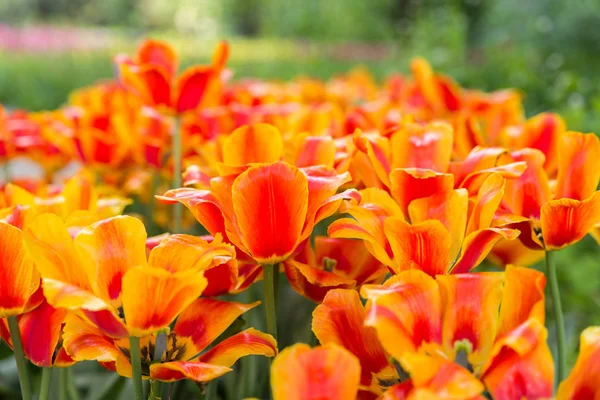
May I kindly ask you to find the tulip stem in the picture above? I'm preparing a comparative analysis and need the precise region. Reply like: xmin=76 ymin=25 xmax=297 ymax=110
xmin=149 ymin=379 xmax=162 ymax=400
xmin=129 ymin=336 xmax=144 ymax=400
xmin=39 ymin=367 xmax=52 ymax=400
xmin=172 ymin=116 xmax=183 ymax=233
xmin=545 ymin=250 xmax=565 ymax=383
xmin=7 ymin=316 xmax=32 ymax=400
xmin=262 ymin=264 xmax=278 ymax=341
xmin=59 ymin=368 xmax=68 ymax=400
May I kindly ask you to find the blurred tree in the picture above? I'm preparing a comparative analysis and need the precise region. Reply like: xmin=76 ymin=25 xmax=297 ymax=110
xmin=230 ymin=0 xmax=262 ymax=36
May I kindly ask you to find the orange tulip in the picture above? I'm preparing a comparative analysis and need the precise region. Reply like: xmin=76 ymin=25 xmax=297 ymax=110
xmin=502 ymin=132 xmax=600 ymax=250
xmin=63 ymin=298 xmax=276 ymax=382
xmin=160 ymin=161 xmax=355 ymax=264
xmin=116 ymin=39 xmax=228 ymax=114
xmin=271 ymin=343 xmax=361 ymax=400
xmin=329 ymin=173 xmax=519 ymax=275
xmin=557 ymin=326 xmax=600 ymax=399
xmin=360 ymin=266 xmax=553 ymax=396
xmin=24 ymin=214 xmax=232 ymax=338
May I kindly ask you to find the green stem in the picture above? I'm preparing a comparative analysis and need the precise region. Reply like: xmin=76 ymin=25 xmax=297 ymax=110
xmin=39 ymin=367 xmax=52 ymax=400
xmin=172 ymin=116 xmax=182 ymax=233
xmin=205 ymin=381 xmax=216 ymax=400
xmin=129 ymin=336 xmax=144 ymax=400
xmin=67 ymin=368 xmax=79 ymax=400
xmin=262 ymin=264 xmax=278 ymax=341
xmin=7 ymin=316 xmax=32 ymax=400
xmin=59 ymin=368 xmax=68 ymax=400
xmin=545 ymin=250 xmax=566 ymax=384
xmin=149 ymin=379 xmax=162 ymax=400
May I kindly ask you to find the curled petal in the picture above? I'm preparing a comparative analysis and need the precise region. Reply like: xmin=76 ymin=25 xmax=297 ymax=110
xmin=390 ymin=168 xmax=454 ymax=216
xmin=284 ymin=260 xmax=355 ymax=302
xmin=557 ymin=326 xmax=600 ymax=400
xmin=174 ymin=298 xmax=260 ymax=360
xmin=480 ymin=320 xmax=554 ymax=400
xmin=450 ymin=228 xmax=519 ymax=274
xmin=122 ymin=267 xmax=207 ymax=337
xmin=503 ymin=149 xmax=551 ymax=220
xmin=148 ymin=233 xmax=235 ymax=273
xmin=156 ymin=188 xmax=226 ymax=236
xmin=222 ymin=123 xmax=283 ymax=165
xmin=0 ymin=222 xmax=39 ymax=317
xmin=312 ymin=289 xmax=392 ymax=390
xmin=62 ymin=313 xmax=123 ymax=363
xmin=150 ymin=361 xmax=231 ymax=383
xmin=540 ymin=192 xmax=600 ymax=250
xmin=353 ymin=130 xmax=392 ymax=187
xmin=460 ymin=161 xmax=526 ymax=196
xmin=466 ymin=173 xmax=505 ymax=234
xmin=271 ymin=343 xmax=361 ymax=400
xmin=197 ymin=328 xmax=277 ymax=366
xmin=118 ymin=64 xmax=171 ymax=108
xmin=361 ymin=270 xmax=443 ymax=360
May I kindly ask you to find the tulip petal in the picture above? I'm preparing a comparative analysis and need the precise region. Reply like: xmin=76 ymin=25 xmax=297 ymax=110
xmin=540 ymin=192 xmax=600 ymax=250
xmin=555 ymin=131 xmax=600 ymax=201
xmin=122 ymin=267 xmax=207 ymax=337
xmin=557 ymin=326 xmax=600 ymax=400
xmin=62 ymin=313 xmax=123 ymax=363
xmin=196 ymin=328 xmax=277 ymax=366
xmin=136 ymin=39 xmax=178 ymax=79
xmin=390 ymin=168 xmax=454 ymax=216
xmin=148 ymin=233 xmax=235 ymax=273
xmin=0 ymin=222 xmax=39 ymax=317
xmin=312 ymin=289 xmax=393 ymax=390
xmin=498 ymin=265 xmax=545 ymax=339
xmin=480 ymin=320 xmax=554 ymax=400
xmin=75 ymin=216 xmax=147 ymax=302
xmin=384 ymin=217 xmax=451 ymax=276
xmin=271 ymin=343 xmax=361 ymax=400
xmin=222 ymin=124 xmax=283 ymax=165
xmin=156 ymin=188 xmax=226 ymax=236
xmin=174 ymin=298 xmax=260 ymax=360
xmin=118 ymin=64 xmax=171 ymax=108
xmin=399 ymin=352 xmax=484 ymax=399
xmin=390 ymin=121 xmax=453 ymax=172
xmin=175 ymin=66 xmax=218 ymax=113
xmin=361 ymin=270 xmax=443 ymax=360
xmin=437 ymin=273 xmax=504 ymax=369
xmin=24 ymin=213 xmax=92 ymax=291
xmin=293 ymin=135 xmax=336 ymax=168
xmin=450 ymin=228 xmax=519 ymax=274
xmin=353 ymin=131 xmax=392 ymax=187
xmin=284 ymin=260 xmax=355 ymax=302
xmin=19 ymin=300 xmax=65 ymax=367
xmin=408 ymin=189 xmax=468 ymax=263
xmin=232 ymin=162 xmax=308 ymax=264
xmin=150 ymin=361 xmax=231 ymax=383
xmin=466 ymin=173 xmax=505 ymax=234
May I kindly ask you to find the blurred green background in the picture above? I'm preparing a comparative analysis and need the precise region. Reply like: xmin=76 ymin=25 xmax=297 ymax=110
xmin=0 ymin=0 xmax=599 ymax=397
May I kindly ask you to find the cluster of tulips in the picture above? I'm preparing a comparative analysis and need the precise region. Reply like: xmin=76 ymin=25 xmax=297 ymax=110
xmin=1 ymin=38 xmax=599 ymax=400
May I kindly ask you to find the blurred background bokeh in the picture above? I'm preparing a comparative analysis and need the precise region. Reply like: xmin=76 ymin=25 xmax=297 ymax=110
xmin=0 ymin=0 xmax=599 ymax=388
xmin=2 ymin=0 xmax=600 ymax=132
